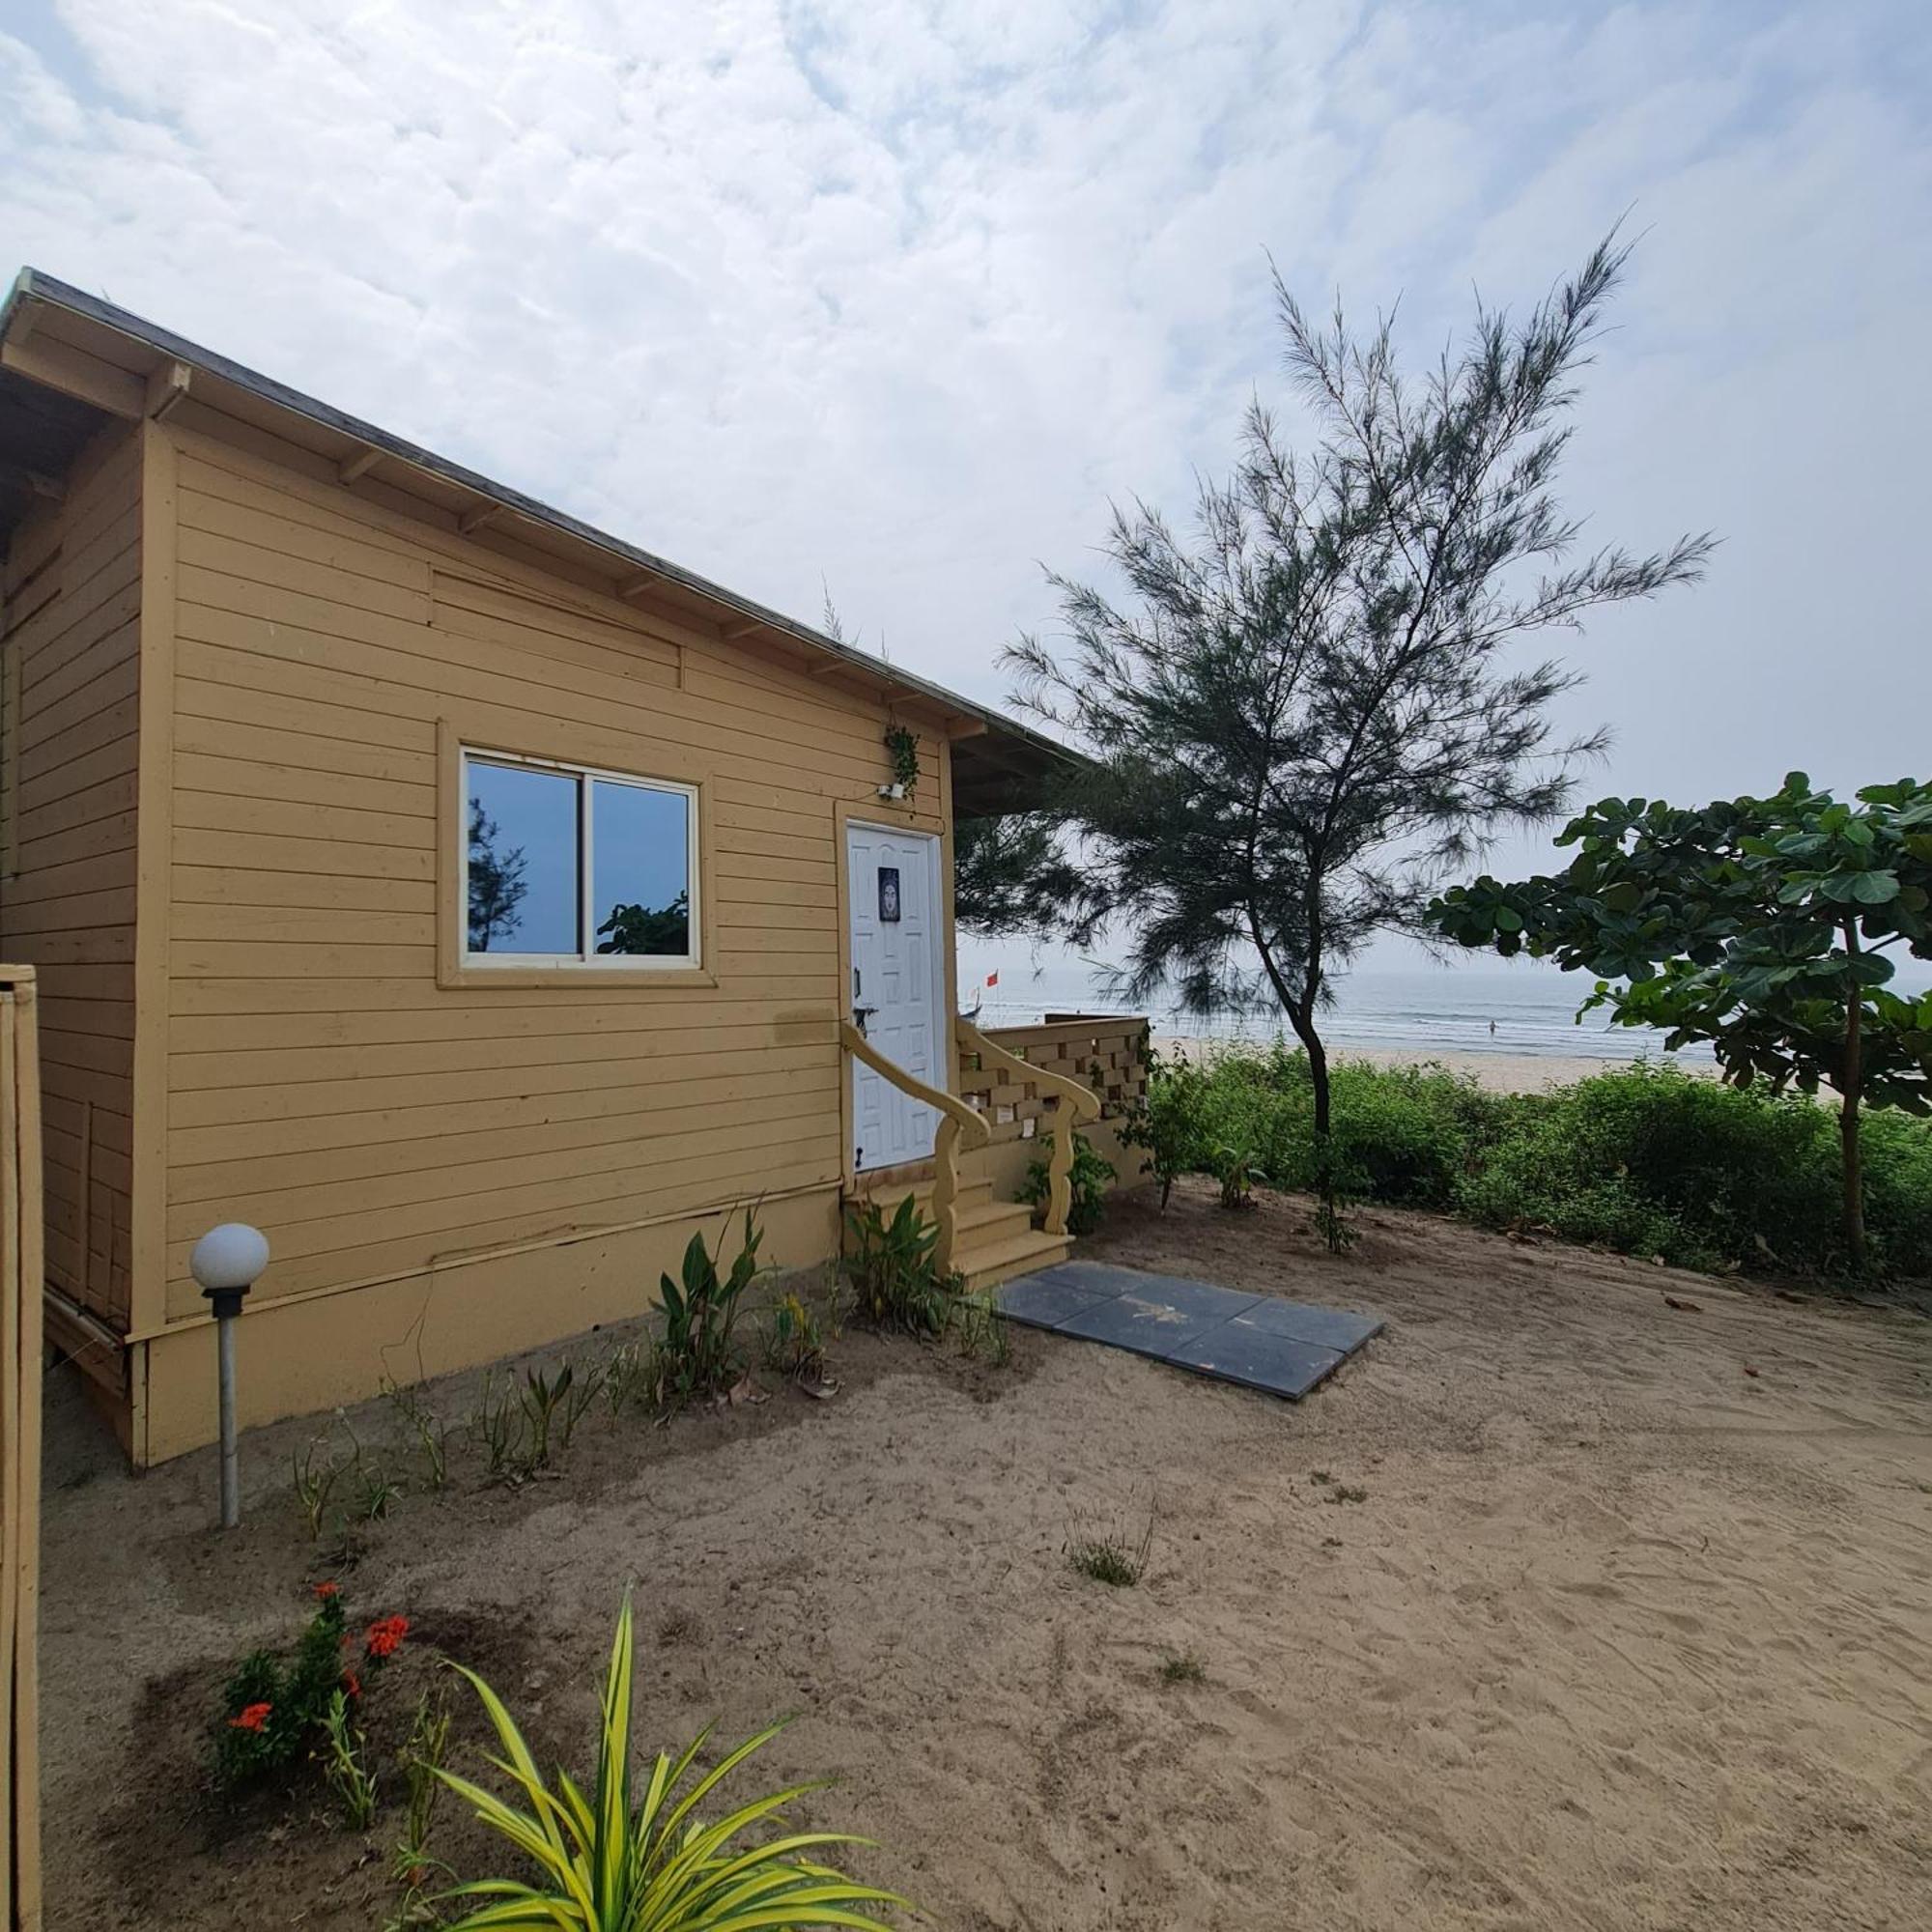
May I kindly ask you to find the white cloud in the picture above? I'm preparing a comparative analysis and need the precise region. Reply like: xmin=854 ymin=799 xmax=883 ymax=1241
xmin=2 ymin=0 xmax=1927 ymax=897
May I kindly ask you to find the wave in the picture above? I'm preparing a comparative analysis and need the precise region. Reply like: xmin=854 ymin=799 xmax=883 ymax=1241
xmin=964 ymin=981 xmax=1714 ymax=1063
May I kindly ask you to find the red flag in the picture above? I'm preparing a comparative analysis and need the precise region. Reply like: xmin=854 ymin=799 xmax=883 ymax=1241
xmin=985 ymin=971 xmax=999 ymax=987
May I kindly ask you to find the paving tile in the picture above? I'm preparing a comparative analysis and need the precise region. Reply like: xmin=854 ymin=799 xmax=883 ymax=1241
xmin=994 ymin=1260 xmax=1381 ymax=1400
xmin=996 ymin=1273 xmax=1122 ymax=1330
xmin=1053 ymin=1288 xmax=1234 ymax=1359
xmin=1168 ymin=1319 xmax=1348 ymax=1399
xmin=1234 ymin=1297 xmax=1384 ymax=1354
xmin=1015 ymin=1261 xmax=1149 ymax=1304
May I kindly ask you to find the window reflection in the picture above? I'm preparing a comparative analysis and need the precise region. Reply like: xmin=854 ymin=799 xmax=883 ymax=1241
xmin=593 ymin=780 xmax=691 ymax=955
xmin=463 ymin=752 xmax=696 ymax=965
xmin=467 ymin=760 xmax=577 ymax=953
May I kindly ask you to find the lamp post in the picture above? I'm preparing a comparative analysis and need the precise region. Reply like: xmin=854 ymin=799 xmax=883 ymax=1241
xmin=188 ymin=1222 xmax=270 ymax=1530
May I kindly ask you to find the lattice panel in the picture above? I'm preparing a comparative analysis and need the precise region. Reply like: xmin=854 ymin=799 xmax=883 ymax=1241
xmin=960 ymin=1018 xmax=1150 ymax=1141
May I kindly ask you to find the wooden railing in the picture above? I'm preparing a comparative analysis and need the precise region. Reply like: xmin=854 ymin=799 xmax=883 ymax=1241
xmin=956 ymin=1016 xmax=1105 ymax=1236
xmin=839 ymin=1021 xmax=990 ymax=1271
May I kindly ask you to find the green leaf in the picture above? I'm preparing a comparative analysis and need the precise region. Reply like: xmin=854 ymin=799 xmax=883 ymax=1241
xmin=440 ymin=1604 xmax=907 ymax=1932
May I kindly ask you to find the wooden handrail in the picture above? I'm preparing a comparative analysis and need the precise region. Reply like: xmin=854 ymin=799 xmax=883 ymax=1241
xmin=839 ymin=1021 xmax=990 ymax=1272
xmin=956 ymin=1016 xmax=1100 ymax=1236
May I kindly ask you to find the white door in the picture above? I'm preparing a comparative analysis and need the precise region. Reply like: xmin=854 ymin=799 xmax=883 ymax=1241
xmin=847 ymin=823 xmax=945 ymax=1173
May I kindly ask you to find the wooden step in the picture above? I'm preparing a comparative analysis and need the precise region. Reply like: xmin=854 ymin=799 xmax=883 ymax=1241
xmin=957 ymin=1228 xmax=1072 ymax=1295
xmin=846 ymin=1173 xmax=993 ymax=1215
xmin=844 ymin=1174 xmax=1069 ymax=1294
xmin=847 ymin=1186 xmax=1038 ymax=1250
xmin=954 ymin=1197 xmax=1037 ymax=1243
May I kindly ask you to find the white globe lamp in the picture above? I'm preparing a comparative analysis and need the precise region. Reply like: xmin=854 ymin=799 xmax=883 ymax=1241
xmin=189 ymin=1222 xmax=269 ymax=1528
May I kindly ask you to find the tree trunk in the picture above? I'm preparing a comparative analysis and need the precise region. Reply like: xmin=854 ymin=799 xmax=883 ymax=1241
xmin=1841 ymin=926 xmax=1867 ymax=1266
xmin=1841 ymin=1088 xmax=1865 ymax=1267
xmin=1246 ymin=916 xmax=1333 ymax=1183
xmin=1285 ymin=1005 xmax=1332 ymax=1196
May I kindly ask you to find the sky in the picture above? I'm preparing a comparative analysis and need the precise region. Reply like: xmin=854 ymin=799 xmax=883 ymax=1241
xmin=4 ymin=0 xmax=1929 ymax=1003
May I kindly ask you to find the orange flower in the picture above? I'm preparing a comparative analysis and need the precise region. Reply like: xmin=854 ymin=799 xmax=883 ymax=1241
xmin=363 ymin=1614 xmax=411 ymax=1660
xmin=228 ymin=1701 xmax=272 ymax=1733
xmin=313 ymin=1580 xmax=339 ymax=1600
xmin=341 ymin=1670 xmax=362 ymax=1699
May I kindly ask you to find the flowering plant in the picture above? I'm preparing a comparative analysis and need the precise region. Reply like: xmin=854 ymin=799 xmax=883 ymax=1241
xmin=365 ymin=1614 xmax=410 ymax=1662
xmin=213 ymin=1585 xmax=409 ymax=1792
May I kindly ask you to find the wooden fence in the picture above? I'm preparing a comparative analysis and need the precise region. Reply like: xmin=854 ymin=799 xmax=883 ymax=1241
xmin=0 ymin=967 xmax=43 ymax=1930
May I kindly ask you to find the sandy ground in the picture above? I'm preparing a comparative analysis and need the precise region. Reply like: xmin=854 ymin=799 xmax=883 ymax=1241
xmin=35 ymin=1181 xmax=1932 ymax=1931
xmin=1163 ymin=1037 xmax=1718 ymax=1094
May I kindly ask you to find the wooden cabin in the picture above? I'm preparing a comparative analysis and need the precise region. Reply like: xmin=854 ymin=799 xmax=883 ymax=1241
xmin=0 ymin=270 xmax=1147 ymax=1465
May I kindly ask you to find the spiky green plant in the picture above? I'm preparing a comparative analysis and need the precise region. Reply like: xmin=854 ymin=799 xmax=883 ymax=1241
xmin=840 ymin=1197 xmax=952 ymax=1335
xmin=657 ymin=1211 xmax=764 ymax=1403
xmin=435 ymin=1597 xmax=902 ymax=1930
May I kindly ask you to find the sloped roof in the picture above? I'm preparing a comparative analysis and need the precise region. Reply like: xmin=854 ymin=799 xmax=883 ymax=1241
xmin=0 ymin=268 xmax=1076 ymax=816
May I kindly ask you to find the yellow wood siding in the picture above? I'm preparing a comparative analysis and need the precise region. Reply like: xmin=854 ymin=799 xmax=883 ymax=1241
xmin=0 ymin=426 xmax=142 ymax=1332
xmin=154 ymin=414 xmax=949 ymax=1328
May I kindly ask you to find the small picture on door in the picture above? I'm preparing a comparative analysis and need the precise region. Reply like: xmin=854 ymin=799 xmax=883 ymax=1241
xmin=877 ymin=865 xmax=901 ymax=922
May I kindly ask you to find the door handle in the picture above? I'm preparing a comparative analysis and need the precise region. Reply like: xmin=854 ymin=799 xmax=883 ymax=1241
xmin=852 ymin=1004 xmax=877 ymax=1037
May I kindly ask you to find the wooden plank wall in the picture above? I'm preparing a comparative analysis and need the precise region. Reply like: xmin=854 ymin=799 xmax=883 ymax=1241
xmin=0 ymin=427 xmax=141 ymax=1338
xmin=156 ymin=412 xmax=943 ymax=1326
xmin=1 ymin=965 xmax=46 ymax=1932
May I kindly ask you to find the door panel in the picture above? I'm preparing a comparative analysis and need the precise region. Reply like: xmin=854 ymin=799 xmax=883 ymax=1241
xmin=847 ymin=824 xmax=943 ymax=1172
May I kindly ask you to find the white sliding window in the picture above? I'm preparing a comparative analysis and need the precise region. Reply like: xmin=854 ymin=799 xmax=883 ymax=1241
xmin=461 ymin=748 xmax=698 ymax=970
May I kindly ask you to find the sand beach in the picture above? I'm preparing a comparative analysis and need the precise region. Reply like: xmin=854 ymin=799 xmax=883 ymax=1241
xmin=1163 ymin=1037 xmax=1719 ymax=1094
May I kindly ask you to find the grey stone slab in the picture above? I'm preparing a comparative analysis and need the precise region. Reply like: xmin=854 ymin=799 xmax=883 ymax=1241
xmin=996 ymin=1259 xmax=1380 ymax=1399
xmin=1233 ymin=1296 xmax=1384 ymax=1354
xmin=1016 ymin=1261 xmax=1151 ymax=1304
xmin=1053 ymin=1291 xmax=1229 ymax=1360
xmin=996 ymin=1272 xmax=1122 ymax=1330
xmin=1166 ymin=1321 xmax=1348 ymax=1400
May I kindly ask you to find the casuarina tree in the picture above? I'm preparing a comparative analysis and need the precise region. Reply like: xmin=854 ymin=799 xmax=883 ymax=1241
xmin=953 ymin=813 xmax=1096 ymax=935
xmin=1007 ymin=233 xmax=1711 ymax=1223
xmin=466 ymin=798 xmax=527 ymax=952
xmin=1431 ymin=776 xmax=1932 ymax=1267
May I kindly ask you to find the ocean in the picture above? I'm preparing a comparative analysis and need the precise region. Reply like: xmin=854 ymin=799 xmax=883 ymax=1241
xmin=956 ymin=956 xmax=1717 ymax=1064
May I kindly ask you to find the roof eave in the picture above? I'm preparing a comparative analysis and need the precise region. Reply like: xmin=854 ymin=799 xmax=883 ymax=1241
xmin=1 ymin=267 xmax=1081 ymax=798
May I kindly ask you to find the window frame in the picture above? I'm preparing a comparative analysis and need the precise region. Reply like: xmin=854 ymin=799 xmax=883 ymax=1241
xmin=455 ymin=741 xmax=704 ymax=978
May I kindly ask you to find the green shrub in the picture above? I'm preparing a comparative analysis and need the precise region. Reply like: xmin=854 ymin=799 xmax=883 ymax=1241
xmin=1456 ymin=1065 xmax=1850 ymax=1272
xmin=1018 ymin=1130 xmax=1116 ymax=1236
xmin=1210 ymin=1141 xmax=1266 ymax=1210
xmin=214 ymin=1584 xmax=409 ymax=1792
xmin=1141 ymin=1042 xmax=1932 ymax=1279
xmin=1160 ymin=1044 xmax=1493 ymax=1208
xmin=1189 ymin=1042 xmax=1309 ymax=1184
xmin=657 ymin=1210 xmax=763 ymax=1403
xmin=758 ymin=1288 xmax=828 ymax=1381
xmin=1118 ymin=1048 xmax=1211 ymax=1208
xmin=1864 ymin=1107 xmax=1932 ymax=1272
xmin=843 ymin=1195 xmax=954 ymax=1335
xmin=434 ymin=1596 xmax=902 ymax=1931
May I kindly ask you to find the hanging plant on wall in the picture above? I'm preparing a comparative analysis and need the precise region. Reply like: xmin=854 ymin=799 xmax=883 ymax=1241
xmin=882 ymin=724 xmax=922 ymax=802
